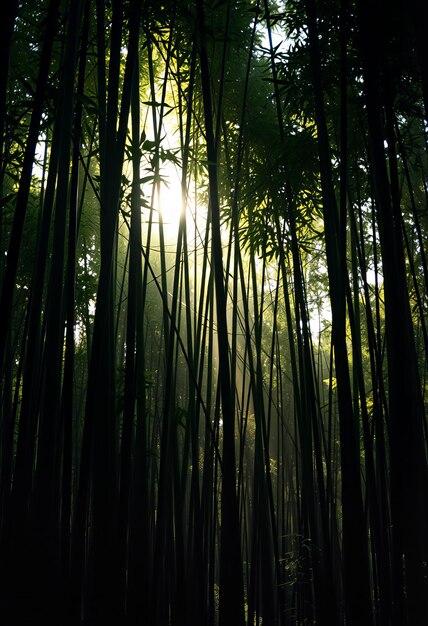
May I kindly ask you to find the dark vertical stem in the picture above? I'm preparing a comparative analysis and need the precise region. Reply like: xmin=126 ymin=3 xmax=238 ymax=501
xmin=0 ymin=0 xmax=60 ymax=373
xmin=195 ymin=1 xmax=245 ymax=624
xmin=304 ymin=1 xmax=373 ymax=623
xmin=357 ymin=1 xmax=428 ymax=622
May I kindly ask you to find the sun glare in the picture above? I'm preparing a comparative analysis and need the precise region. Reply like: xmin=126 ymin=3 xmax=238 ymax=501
xmin=156 ymin=163 xmax=185 ymax=238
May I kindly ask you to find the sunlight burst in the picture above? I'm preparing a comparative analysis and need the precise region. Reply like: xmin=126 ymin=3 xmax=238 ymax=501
xmin=156 ymin=164 xmax=184 ymax=238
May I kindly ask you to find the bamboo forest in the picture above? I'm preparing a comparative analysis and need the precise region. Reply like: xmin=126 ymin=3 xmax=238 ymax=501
xmin=1 ymin=0 xmax=428 ymax=624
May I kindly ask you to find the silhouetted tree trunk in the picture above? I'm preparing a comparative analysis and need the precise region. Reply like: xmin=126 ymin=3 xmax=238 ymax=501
xmin=196 ymin=1 xmax=245 ymax=624
xmin=0 ymin=0 xmax=60 ymax=376
xmin=357 ymin=2 xmax=428 ymax=622
xmin=305 ymin=1 xmax=373 ymax=623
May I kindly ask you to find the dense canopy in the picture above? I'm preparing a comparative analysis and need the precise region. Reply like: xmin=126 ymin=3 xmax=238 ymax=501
xmin=0 ymin=0 xmax=427 ymax=624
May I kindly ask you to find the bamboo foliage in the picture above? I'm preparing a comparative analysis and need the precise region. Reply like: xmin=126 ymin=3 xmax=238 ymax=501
xmin=0 ymin=0 xmax=427 ymax=625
